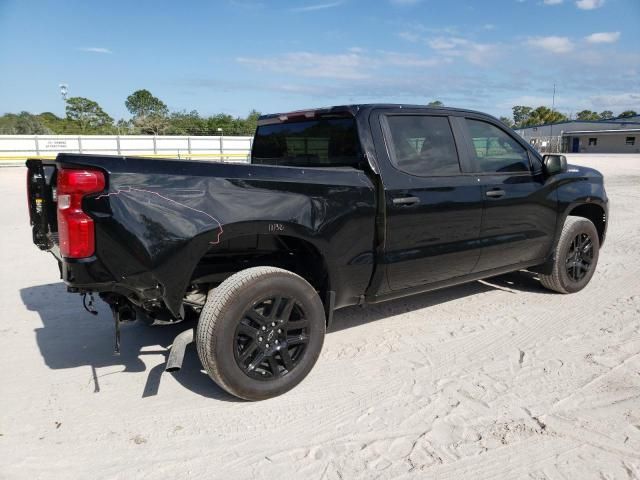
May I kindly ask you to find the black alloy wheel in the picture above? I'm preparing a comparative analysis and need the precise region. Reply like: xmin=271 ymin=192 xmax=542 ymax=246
xmin=565 ymin=232 xmax=594 ymax=282
xmin=234 ymin=296 xmax=310 ymax=380
xmin=196 ymin=267 xmax=326 ymax=400
xmin=539 ymin=215 xmax=600 ymax=294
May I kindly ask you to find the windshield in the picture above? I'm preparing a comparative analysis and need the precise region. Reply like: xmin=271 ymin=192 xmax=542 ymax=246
xmin=251 ymin=117 xmax=362 ymax=168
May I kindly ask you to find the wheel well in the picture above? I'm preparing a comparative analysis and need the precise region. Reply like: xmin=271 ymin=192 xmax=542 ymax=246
xmin=187 ymin=234 xmax=329 ymax=301
xmin=569 ymin=203 xmax=606 ymax=244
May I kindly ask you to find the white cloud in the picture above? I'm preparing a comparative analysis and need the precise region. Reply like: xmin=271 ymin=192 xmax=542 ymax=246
xmin=78 ymin=47 xmax=112 ymax=54
xmin=289 ymin=1 xmax=343 ymax=12
xmin=427 ymin=36 xmax=500 ymax=65
xmin=467 ymin=43 xmax=499 ymax=64
xmin=575 ymin=0 xmax=604 ymax=9
xmin=398 ymin=31 xmax=421 ymax=42
xmin=397 ymin=27 xmax=500 ymax=66
xmin=237 ymin=52 xmax=368 ymax=79
xmin=497 ymin=94 xmax=566 ymax=111
xmin=588 ymin=92 xmax=640 ymax=110
xmin=399 ymin=23 xmax=460 ymax=36
xmin=526 ymin=36 xmax=574 ymax=53
xmin=428 ymin=37 xmax=467 ymax=50
xmin=236 ymin=50 xmax=443 ymax=80
xmin=228 ymin=0 xmax=264 ymax=8
xmin=381 ymin=52 xmax=443 ymax=67
xmin=585 ymin=31 xmax=620 ymax=44
xmin=543 ymin=0 xmax=563 ymax=5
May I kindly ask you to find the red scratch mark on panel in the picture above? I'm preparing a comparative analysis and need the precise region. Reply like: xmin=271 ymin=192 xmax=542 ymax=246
xmin=96 ymin=187 xmax=224 ymax=245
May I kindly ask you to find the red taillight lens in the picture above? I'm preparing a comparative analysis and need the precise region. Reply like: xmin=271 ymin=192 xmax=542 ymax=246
xmin=57 ymin=168 xmax=105 ymax=258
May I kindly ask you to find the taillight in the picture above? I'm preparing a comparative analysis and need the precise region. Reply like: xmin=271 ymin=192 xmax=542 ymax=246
xmin=57 ymin=168 xmax=105 ymax=258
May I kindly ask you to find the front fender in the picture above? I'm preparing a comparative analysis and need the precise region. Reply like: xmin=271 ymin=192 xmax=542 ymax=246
xmin=547 ymin=168 xmax=608 ymax=260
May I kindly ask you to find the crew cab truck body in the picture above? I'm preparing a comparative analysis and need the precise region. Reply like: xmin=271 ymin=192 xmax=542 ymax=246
xmin=27 ymin=105 xmax=608 ymax=400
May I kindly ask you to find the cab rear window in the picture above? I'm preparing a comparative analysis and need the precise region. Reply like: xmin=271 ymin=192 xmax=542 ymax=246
xmin=252 ymin=118 xmax=361 ymax=168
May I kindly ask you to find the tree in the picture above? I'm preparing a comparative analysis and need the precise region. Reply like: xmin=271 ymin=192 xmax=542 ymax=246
xmin=619 ymin=110 xmax=638 ymax=118
xmin=16 ymin=112 xmax=51 ymax=134
xmin=243 ymin=110 xmax=261 ymax=135
xmin=37 ymin=112 xmax=66 ymax=133
xmin=167 ymin=110 xmax=206 ymax=135
xmin=521 ymin=106 xmax=568 ymax=127
xmin=512 ymin=106 xmax=533 ymax=128
xmin=427 ymin=100 xmax=444 ymax=107
xmin=115 ymin=118 xmax=135 ymax=134
xmin=65 ymin=97 xmax=113 ymax=133
xmin=0 ymin=112 xmax=51 ymax=134
xmin=599 ymin=110 xmax=614 ymax=120
xmin=125 ymin=89 xmax=169 ymax=135
xmin=499 ymin=116 xmax=515 ymax=128
xmin=206 ymin=113 xmax=239 ymax=135
xmin=137 ymin=114 xmax=169 ymax=135
xmin=575 ymin=110 xmax=600 ymax=121
xmin=125 ymin=90 xmax=168 ymax=120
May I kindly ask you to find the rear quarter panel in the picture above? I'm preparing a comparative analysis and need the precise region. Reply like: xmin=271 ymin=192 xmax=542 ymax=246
xmin=58 ymin=155 xmax=376 ymax=314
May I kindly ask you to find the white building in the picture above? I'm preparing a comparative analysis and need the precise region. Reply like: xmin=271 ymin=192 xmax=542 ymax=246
xmin=515 ymin=115 xmax=640 ymax=154
xmin=561 ymin=128 xmax=639 ymax=154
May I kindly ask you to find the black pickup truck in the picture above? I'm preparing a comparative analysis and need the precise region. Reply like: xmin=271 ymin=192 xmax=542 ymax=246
xmin=26 ymin=104 xmax=608 ymax=400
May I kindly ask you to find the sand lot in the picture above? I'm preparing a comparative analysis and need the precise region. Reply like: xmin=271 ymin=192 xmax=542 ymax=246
xmin=1 ymin=155 xmax=639 ymax=479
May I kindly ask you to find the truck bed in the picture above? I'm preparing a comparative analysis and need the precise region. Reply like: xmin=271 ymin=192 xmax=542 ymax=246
xmin=27 ymin=154 xmax=377 ymax=316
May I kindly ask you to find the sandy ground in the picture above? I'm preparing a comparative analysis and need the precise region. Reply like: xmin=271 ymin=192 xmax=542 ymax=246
xmin=1 ymin=155 xmax=639 ymax=479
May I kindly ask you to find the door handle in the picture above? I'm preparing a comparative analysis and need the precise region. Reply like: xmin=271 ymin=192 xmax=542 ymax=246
xmin=485 ymin=189 xmax=505 ymax=199
xmin=392 ymin=196 xmax=420 ymax=206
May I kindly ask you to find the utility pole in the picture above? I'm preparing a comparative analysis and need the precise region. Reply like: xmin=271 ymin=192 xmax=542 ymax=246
xmin=550 ymin=82 xmax=556 ymax=152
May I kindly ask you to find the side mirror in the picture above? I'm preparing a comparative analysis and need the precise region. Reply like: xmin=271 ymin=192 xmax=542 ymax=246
xmin=543 ymin=154 xmax=567 ymax=176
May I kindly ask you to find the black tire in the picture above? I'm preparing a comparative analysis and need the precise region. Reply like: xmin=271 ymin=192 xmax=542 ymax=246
xmin=539 ymin=216 xmax=600 ymax=294
xmin=196 ymin=267 xmax=326 ymax=401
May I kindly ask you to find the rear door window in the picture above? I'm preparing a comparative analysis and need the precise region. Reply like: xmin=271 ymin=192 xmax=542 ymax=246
xmin=382 ymin=115 xmax=460 ymax=176
xmin=465 ymin=119 xmax=530 ymax=173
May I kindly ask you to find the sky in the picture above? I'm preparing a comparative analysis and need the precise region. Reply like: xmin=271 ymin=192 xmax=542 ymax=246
xmin=0 ymin=0 xmax=638 ymax=120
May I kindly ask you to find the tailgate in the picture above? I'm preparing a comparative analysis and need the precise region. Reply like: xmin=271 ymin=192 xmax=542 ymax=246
xmin=26 ymin=159 xmax=58 ymax=250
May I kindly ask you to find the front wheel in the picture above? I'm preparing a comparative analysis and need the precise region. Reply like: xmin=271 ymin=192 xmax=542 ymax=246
xmin=539 ymin=216 xmax=600 ymax=294
xmin=196 ymin=267 xmax=326 ymax=401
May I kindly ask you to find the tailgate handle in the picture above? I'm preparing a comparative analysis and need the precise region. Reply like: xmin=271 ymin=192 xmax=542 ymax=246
xmin=486 ymin=189 xmax=505 ymax=199
xmin=392 ymin=196 xmax=420 ymax=206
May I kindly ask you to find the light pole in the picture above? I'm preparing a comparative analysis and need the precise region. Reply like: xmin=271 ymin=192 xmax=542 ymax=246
xmin=59 ymin=84 xmax=68 ymax=116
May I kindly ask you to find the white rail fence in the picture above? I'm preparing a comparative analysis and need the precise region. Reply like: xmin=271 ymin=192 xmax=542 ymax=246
xmin=0 ymin=135 xmax=253 ymax=164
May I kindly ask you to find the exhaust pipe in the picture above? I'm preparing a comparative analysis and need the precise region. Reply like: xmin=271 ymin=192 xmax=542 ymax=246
xmin=165 ymin=328 xmax=194 ymax=372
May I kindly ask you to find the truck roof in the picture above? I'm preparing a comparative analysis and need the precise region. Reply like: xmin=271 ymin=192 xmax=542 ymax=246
xmin=257 ymin=104 xmax=493 ymax=125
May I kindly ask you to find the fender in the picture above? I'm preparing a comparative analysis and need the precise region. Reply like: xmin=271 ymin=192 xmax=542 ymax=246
xmin=532 ymin=165 xmax=608 ymax=274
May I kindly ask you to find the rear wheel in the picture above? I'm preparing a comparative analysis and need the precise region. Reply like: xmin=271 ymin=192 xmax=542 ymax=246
xmin=539 ymin=216 xmax=600 ymax=293
xmin=196 ymin=267 xmax=325 ymax=400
